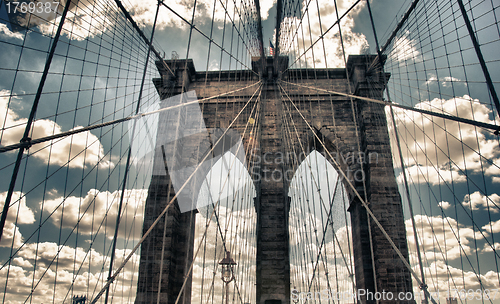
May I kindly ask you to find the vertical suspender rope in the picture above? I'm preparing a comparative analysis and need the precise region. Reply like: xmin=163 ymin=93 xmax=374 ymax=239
xmin=366 ymin=1 xmax=430 ymax=303
xmin=0 ymin=0 xmax=73 ymax=242
xmin=104 ymin=1 xmax=161 ymax=303
xmin=331 ymin=0 xmax=379 ymax=296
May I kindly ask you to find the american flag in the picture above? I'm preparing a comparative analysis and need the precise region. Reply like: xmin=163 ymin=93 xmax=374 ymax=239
xmin=270 ymin=40 xmax=274 ymax=56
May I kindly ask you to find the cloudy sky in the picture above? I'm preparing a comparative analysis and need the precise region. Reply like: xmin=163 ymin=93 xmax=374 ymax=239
xmin=0 ymin=0 xmax=499 ymax=303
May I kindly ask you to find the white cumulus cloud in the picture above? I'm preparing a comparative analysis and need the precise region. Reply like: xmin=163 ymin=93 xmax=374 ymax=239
xmin=388 ymin=31 xmax=420 ymax=64
xmin=390 ymin=95 xmax=500 ymax=186
xmin=37 ymin=0 xmax=252 ymax=40
xmin=463 ymin=191 xmax=500 ymax=213
xmin=0 ymin=23 xmax=24 ymax=40
xmin=425 ymin=75 xmax=467 ymax=88
xmin=406 ymin=215 xmax=476 ymax=261
xmin=0 ymin=191 xmax=35 ymax=248
xmin=0 ymin=241 xmax=140 ymax=304
xmin=0 ymin=90 xmax=114 ymax=169
xmin=280 ymin=0 xmax=368 ymax=68
xmin=43 ymin=188 xmax=147 ymax=239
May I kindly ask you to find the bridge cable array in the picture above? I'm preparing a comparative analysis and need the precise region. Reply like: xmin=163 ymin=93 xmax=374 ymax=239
xmin=0 ymin=0 xmax=499 ymax=303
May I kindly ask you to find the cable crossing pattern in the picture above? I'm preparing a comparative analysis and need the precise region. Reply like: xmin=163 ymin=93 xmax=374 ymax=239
xmin=0 ymin=0 xmax=499 ymax=303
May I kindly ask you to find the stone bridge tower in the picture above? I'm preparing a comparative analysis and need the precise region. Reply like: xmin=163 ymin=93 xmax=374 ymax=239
xmin=135 ymin=55 xmax=414 ymax=304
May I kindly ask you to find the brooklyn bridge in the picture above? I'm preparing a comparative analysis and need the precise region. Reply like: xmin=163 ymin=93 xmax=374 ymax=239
xmin=0 ymin=0 xmax=499 ymax=304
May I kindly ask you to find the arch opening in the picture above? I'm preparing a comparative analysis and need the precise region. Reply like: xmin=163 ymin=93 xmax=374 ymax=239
xmin=288 ymin=150 xmax=355 ymax=301
xmin=192 ymin=151 xmax=257 ymax=304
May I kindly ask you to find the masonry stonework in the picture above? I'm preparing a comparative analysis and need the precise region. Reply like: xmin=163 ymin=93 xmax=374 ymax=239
xmin=135 ymin=55 xmax=413 ymax=304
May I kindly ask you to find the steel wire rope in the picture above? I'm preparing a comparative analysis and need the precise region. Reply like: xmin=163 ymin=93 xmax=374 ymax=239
xmin=201 ymin=128 xmax=257 ymax=304
xmin=0 ymin=82 xmax=261 ymax=154
xmin=432 ymin=1 xmax=489 ymax=299
xmin=0 ymin=0 xmax=73 ymax=242
xmin=364 ymin=0 xmax=431 ymax=298
xmin=280 ymin=96 xmax=317 ymax=291
xmin=101 ymin=1 xmax=161 ymax=303
xmin=0 ymin=0 xmax=164 ymax=302
xmin=382 ymin=0 xmax=500 ymax=113
xmin=283 ymin=0 xmax=362 ymax=72
xmin=279 ymin=83 xmax=356 ymax=293
xmin=279 ymin=81 xmax=500 ymax=133
xmin=381 ymin=80 xmax=500 ymax=110
xmin=280 ymin=93 xmax=333 ymax=294
xmin=282 ymin=99 xmax=314 ymax=296
xmin=286 ymin=96 xmax=326 ymax=294
xmin=280 ymin=87 xmax=334 ymax=292
xmin=0 ymin=86 xmax=162 ymax=138
xmin=0 ymin=110 xmax=157 ymax=272
xmin=16 ymin=122 xmax=156 ymax=304
xmin=0 ymin=3 xmax=41 ymax=301
xmin=199 ymin=0 xmax=229 ymax=301
xmin=286 ymin=3 xmax=356 ymax=290
xmin=204 ymin=0 xmax=234 ymax=300
xmin=173 ymin=86 xmax=262 ymax=304
xmin=278 ymin=81 xmax=443 ymax=303
xmin=329 ymin=0 xmax=382 ymax=296
xmin=2 ymin=0 xmax=96 ymax=302
xmin=278 ymin=89 xmax=500 ymax=196
xmin=106 ymin=5 xmax=157 ymax=301
xmin=85 ymin=2 xmax=127 ymax=301
xmin=378 ymin=0 xmax=413 ymax=44
xmin=281 ymin=96 xmax=310 ymax=294
xmin=197 ymin=0 xmax=220 ymax=300
xmin=0 ymin=0 xmax=133 ymax=57
xmin=0 ymin=91 xmax=159 ymax=234
xmin=389 ymin=136 xmax=492 ymax=303
xmin=390 ymin=106 xmax=500 ymax=254
xmin=88 ymin=81 xmax=262 ymax=304
xmin=159 ymin=1 xmax=258 ymax=77
xmin=5 ymin=74 xmax=158 ymax=302
xmin=448 ymin=0 xmax=500 ymax=284
xmin=279 ymin=0 xmax=317 ymax=62
xmin=37 ymin=1 xmax=94 ymax=301
xmin=387 ymin=107 xmax=499 ymax=299
xmin=309 ymin=0 xmax=344 ymax=290
xmin=7 ymin=21 xmax=158 ymax=296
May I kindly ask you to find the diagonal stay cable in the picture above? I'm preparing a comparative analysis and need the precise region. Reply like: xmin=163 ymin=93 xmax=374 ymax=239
xmin=281 ymin=80 xmax=500 ymax=133
xmin=0 ymin=0 xmax=73 ymax=243
xmin=113 ymin=0 xmax=176 ymax=77
xmin=380 ymin=0 xmax=422 ymax=54
xmin=89 ymin=81 xmax=262 ymax=304
xmin=283 ymin=0 xmax=362 ymax=72
xmin=365 ymin=0 xmax=429 ymax=294
xmin=280 ymin=81 xmax=357 ymax=292
xmin=160 ymin=1 xmax=258 ymax=76
xmin=175 ymin=83 xmax=262 ymax=304
xmin=390 ymin=108 xmax=500 ymax=261
xmin=105 ymin=1 xmax=162 ymax=303
xmin=0 ymin=82 xmax=260 ymax=300
xmin=216 ymin=0 xmax=253 ymax=57
xmin=0 ymin=81 xmax=261 ymax=154
xmin=278 ymin=82 xmax=439 ymax=304
xmin=280 ymin=95 xmax=330 ymax=291
xmin=279 ymin=86 xmax=355 ymax=290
